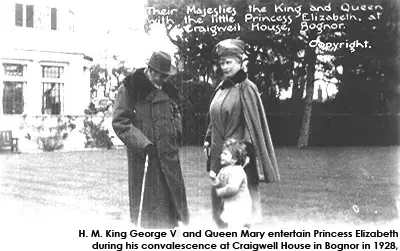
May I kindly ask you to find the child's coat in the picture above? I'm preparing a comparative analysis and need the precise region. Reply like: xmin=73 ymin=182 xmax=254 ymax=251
xmin=215 ymin=164 xmax=252 ymax=227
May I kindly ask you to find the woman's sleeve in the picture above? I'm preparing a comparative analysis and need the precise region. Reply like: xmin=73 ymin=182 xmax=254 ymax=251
xmin=205 ymin=118 xmax=212 ymax=143
xmin=112 ymin=84 xmax=152 ymax=150
xmin=205 ymin=87 xmax=218 ymax=143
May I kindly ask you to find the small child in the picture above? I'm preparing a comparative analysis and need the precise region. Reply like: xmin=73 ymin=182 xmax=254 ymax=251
xmin=209 ymin=138 xmax=252 ymax=228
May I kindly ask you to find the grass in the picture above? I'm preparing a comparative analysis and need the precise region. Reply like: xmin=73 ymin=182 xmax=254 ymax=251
xmin=265 ymin=147 xmax=399 ymax=225
xmin=0 ymin=146 xmax=399 ymax=227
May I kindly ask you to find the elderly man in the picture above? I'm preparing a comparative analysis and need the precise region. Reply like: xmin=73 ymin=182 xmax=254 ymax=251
xmin=112 ymin=51 xmax=189 ymax=228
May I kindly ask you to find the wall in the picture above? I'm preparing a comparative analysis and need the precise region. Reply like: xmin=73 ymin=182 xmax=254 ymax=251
xmin=0 ymin=1 xmax=91 ymax=130
xmin=1 ymin=50 xmax=91 ymax=117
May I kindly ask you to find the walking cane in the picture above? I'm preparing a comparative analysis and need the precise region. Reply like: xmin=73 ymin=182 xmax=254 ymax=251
xmin=137 ymin=153 xmax=149 ymax=228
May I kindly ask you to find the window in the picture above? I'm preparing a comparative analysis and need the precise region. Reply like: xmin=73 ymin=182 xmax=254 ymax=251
xmin=4 ymin=64 xmax=25 ymax=77
xmin=42 ymin=83 xmax=62 ymax=115
xmin=15 ymin=4 xmax=23 ymax=26
xmin=15 ymin=4 xmax=35 ymax=28
xmin=26 ymin=5 xmax=34 ymax=28
xmin=3 ymin=82 xmax=24 ymax=114
xmin=41 ymin=66 xmax=64 ymax=115
xmin=51 ymin=8 xmax=57 ymax=30
xmin=2 ymin=64 xmax=26 ymax=114
xmin=42 ymin=65 xmax=63 ymax=78
xmin=68 ymin=10 xmax=75 ymax=32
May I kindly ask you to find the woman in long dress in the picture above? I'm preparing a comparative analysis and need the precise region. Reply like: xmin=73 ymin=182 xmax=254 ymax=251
xmin=204 ymin=39 xmax=280 ymax=228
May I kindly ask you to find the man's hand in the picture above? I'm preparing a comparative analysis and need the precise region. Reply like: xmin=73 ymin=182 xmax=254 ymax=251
xmin=144 ymin=144 xmax=157 ymax=159
xmin=145 ymin=143 xmax=153 ymax=152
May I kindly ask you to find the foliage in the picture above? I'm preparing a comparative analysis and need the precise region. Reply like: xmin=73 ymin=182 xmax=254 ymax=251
xmin=18 ymin=116 xmax=77 ymax=152
xmin=145 ymin=0 xmax=319 ymax=148
xmin=171 ymin=72 xmax=214 ymax=144
xmin=81 ymin=117 xmax=114 ymax=149
xmin=330 ymin=0 xmax=400 ymax=113
xmin=146 ymin=0 xmax=399 ymax=100
xmin=40 ymin=117 xmax=76 ymax=152
xmin=146 ymin=0 xmax=400 ymax=148
xmin=39 ymin=136 xmax=64 ymax=152
xmin=87 ymin=56 xmax=131 ymax=115
xmin=147 ymin=0 xmax=323 ymax=92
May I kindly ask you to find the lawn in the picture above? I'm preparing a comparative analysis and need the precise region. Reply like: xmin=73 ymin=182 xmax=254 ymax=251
xmin=0 ymin=146 xmax=399 ymax=227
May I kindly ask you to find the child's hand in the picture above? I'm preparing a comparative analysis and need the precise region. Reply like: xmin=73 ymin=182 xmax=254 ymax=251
xmin=210 ymin=179 xmax=219 ymax=186
xmin=209 ymin=171 xmax=219 ymax=186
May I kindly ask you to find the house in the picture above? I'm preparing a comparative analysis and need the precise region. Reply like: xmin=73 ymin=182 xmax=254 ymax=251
xmin=0 ymin=1 xmax=92 ymax=132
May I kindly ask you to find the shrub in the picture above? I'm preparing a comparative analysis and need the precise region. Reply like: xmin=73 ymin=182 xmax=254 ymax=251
xmin=36 ymin=116 xmax=76 ymax=152
xmin=40 ymin=135 xmax=64 ymax=151
xmin=82 ymin=117 xmax=113 ymax=149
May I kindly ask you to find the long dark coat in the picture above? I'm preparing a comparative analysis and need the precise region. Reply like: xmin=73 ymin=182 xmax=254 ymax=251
xmin=112 ymin=69 xmax=189 ymax=228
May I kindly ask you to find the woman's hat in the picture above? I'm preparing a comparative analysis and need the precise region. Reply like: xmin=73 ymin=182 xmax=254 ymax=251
xmin=213 ymin=39 xmax=246 ymax=59
xmin=146 ymin=51 xmax=177 ymax=75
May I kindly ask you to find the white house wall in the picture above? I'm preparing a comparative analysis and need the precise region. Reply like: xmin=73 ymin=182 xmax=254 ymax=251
xmin=0 ymin=1 xmax=92 ymax=134
xmin=63 ymin=56 xmax=91 ymax=115
xmin=1 ymin=50 xmax=90 ymax=116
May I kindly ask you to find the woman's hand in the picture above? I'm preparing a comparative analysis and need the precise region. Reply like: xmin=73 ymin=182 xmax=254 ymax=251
xmin=243 ymin=156 xmax=250 ymax=168
xmin=203 ymin=141 xmax=210 ymax=158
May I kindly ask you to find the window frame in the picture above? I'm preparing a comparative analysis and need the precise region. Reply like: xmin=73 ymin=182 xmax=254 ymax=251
xmin=51 ymin=8 xmax=57 ymax=30
xmin=15 ymin=3 xmax=35 ymax=28
xmin=40 ymin=64 xmax=66 ymax=115
xmin=41 ymin=82 xmax=64 ymax=115
xmin=26 ymin=5 xmax=34 ymax=28
xmin=15 ymin=3 xmax=23 ymax=27
xmin=2 ymin=63 xmax=28 ymax=115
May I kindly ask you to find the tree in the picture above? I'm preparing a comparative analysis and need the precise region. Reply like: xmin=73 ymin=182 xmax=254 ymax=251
xmin=330 ymin=0 xmax=400 ymax=114
xmin=145 ymin=0 xmax=399 ymax=147
xmin=87 ymin=56 xmax=130 ymax=114
xmin=146 ymin=0 xmax=340 ymax=148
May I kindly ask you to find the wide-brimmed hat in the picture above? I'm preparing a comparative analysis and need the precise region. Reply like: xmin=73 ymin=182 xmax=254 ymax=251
xmin=213 ymin=39 xmax=246 ymax=59
xmin=146 ymin=51 xmax=177 ymax=75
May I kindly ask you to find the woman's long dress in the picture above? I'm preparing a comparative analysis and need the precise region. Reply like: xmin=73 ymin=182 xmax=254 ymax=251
xmin=208 ymin=83 xmax=263 ymax=227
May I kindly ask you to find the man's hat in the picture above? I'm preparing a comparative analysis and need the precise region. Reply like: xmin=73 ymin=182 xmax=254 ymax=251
xmin=146 ymin=51 xmax=177 ymax=75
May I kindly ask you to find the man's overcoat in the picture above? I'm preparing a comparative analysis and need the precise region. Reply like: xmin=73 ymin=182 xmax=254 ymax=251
xmin=112 ymin=69 xmax=189 ymax=228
